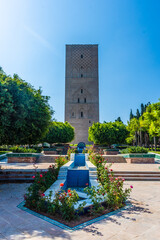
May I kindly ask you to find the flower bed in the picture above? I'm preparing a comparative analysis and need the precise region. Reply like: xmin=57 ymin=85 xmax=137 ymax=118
xmin=23 ymin=154 xmax=132 ymax=227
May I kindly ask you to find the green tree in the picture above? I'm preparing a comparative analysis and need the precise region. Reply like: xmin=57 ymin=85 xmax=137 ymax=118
xmin=115 ymin=117 xmax=123 ymax=123
xmin=43 ymin=122 xmax=75 ymax=144
xmin=129 ymin=109 xmax=134 ymax=120
xmin=126 ymin=118 xmax=140 ymax=146
xmin=88 ymin=121 xmax=128 ymax=146
xmin=0 ymin=71 xmax=53 ymax=145
xmin=136 ymin=109 xmax=140 ymax=119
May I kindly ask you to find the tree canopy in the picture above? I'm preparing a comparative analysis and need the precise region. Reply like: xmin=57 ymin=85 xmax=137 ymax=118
xmin=0 ymin=69 xmax=53 ymax=145
xmin=88 ymin=121 xmax=128 ymax=146
xmin=43 ymin=121 xmax=75 ymax=144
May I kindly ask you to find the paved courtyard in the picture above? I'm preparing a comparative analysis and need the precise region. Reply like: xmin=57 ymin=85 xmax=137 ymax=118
xmin=0 ymin=181 xmax=160 ymax=240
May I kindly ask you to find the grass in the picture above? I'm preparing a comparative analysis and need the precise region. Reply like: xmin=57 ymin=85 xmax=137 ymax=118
xmin=0 ymin=151 xmax=9 ymax=155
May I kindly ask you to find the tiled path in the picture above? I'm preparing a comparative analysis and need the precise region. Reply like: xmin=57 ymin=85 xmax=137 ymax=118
xmin=0 ymin=181 xmax=160 ymax=240
xmin=0 ymin=161 xmax=160 ymax=172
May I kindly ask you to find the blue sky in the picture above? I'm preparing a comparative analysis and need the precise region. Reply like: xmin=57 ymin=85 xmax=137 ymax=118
xmin=0 ymin=0 xmax=160 ymax=123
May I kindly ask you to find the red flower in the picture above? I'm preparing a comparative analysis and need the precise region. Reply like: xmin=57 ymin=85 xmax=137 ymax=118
xmin=37 ymin=181 xmax=40 ymax=183
xmin=69 ymin=193 xmax=72 ymax=196
xmin=99 ymin=161 xmax=101 ymax=163
xmin=40 ymin=174 xmax=43 ymax=178
xmin=110 ymin=169 xmax=113 ymax=171
xmin=32 ymin=176 xmax=35 ymax=179
xmin=86 ymin=183 xmax=88 ymax=186
xmin=68 ymin=189 xmax=71 ymax=193
xmin=105 ymin=167 xmax=108 ymax=170
xmin=41 ymin=193 xmax=45 ymax=197
xmin=45 ymin=171 xmax=47 ymax=173
xmin=49 ymin=165 xmax=52 ymax=168
xmin=60 ymin=183 xmax=64 ymax=187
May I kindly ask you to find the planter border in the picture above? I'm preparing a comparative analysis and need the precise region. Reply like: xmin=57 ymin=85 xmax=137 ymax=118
xmin=17 ymin=201 xmax=131 ymax=232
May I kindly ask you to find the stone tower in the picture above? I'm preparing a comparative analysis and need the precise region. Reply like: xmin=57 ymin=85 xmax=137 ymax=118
xmin=65 ymin=44 xmax=99 ymax=144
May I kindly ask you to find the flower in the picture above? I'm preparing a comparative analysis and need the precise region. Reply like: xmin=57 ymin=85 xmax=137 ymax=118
xmin=45 ymin=171 xmax=47 ymax=173
xmin=32 ymin=176 xmax=35 ymax=179
xmin=130 ymin=185 xmax=133 ymax=189
xmin=105 ymin=167 xmax=108 ymax=170
xmin=60 ymin=183 xmax=64 ymax=187
xmin=122 ymin=178 xmax=125 ymax=181
xmin=49 ymin=165 xmax=52 ymax=168
xmin=69 ymin=193 xmax=72 ymax=196
xmin=41 ymin=193 xmax=45 ymax=197
xmin=86 ymin=183 xmax=88 ymax=186
xmin=40 ymin=174 xmax=43 ymax=178
xmin=98 ymin=160 xmax=101 ymax=163
xmin=110 ymin=169 xmax=113 ymax=171
xmin=37 ymin=181 xmax=40 ymax=183
xmin=68 ymin=189 xmax=71 ymax=193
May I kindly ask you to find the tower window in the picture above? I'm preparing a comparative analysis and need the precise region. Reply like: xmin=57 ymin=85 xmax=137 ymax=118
xmin=81 ymin=89 xmax=83 ymax=94
xmin=89 ymin=120 xmax=91 ymax=123
xmin=81 ymin=66 xmax=83 ymax=69
xmin=84 ymin=98 xmax=86 ymax=103
xmin=78 ymin=98 xmax=80 ymax=103
xmin=81 ymin=112 xmax=83 ymax=118
xmin=81 ymin=74 xmax=83 ymax=78
xmin=81 ymin=54 xmax=83 ymax=58
xmin=72 ymin=112 xmax=74 ymax=117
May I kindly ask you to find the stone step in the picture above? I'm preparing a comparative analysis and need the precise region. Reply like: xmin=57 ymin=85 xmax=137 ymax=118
xmin=37 ymin=155 xmax=56 ymax=163
xmin=119 ymin=177 xmax=160 ymax=181
xmin=113 ymin=173 xmax=160 ymax=177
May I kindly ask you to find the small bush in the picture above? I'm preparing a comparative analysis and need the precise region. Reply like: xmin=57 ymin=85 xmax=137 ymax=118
xmin=120 ymin=146 xmax=148 ymax=154
xmin=9 ymin=146 xmax=41 ymax=153
xmin=55 ymin=156 xmax=68 ymax=169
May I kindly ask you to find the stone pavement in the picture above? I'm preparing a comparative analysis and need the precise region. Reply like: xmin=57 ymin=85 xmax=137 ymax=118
xmin=0 ymin=161 xmax=160 ymax=172
xmin=0 ymin=181 xmax=160 ymax=240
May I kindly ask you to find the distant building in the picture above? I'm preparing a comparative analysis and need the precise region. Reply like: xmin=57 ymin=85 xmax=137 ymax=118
xmin=65 ymin=44 xmax=99 ymax=144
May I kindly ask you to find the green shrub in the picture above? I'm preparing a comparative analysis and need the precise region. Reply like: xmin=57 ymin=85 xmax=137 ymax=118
xmin=120 ymin=146 xmax=148 ymax=154
xmin=9 ymin=146 xmax=41 ymax=153
xmin=25 ymin=165 xmax=58 ymax=210
xmin=67 ymin=148 xmax=78 ymax=160
xmin=55 ymin=156 xmax=68 ymax=169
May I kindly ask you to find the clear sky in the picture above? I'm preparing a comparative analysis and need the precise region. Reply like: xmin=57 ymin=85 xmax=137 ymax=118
xmin=0 ymin=0 xmax=160 ymax=123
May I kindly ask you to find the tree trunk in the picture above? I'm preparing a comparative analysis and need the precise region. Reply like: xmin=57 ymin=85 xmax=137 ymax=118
xmin=135 ymin=132 xmax=138 ymax=146
xmin=154 ymin=137 xmax=157 ymax=151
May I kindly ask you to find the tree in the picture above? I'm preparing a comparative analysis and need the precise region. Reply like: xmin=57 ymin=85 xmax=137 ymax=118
xmin=136 ymin=109 xmax=140 ymax=119
xmin=129 ymin=109 xmax=134 ymax=120
xmin=115 ymin=117 xmax=123 ymax=123
xmin=43 ymin=122 xmax=75 ymax=144
xmin=0 ymin=71 xmax=53 ymax=145
xmin=88 ymin=121 xmax=128 ymax=146
xmin=126 ymin=118 xmax=140 ymax=146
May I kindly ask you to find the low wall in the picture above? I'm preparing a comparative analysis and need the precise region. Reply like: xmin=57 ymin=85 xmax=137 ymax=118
xmin=103 ymin=155 xmax=126 ymax=163
xmin=121 ymin=154 xmax=155 ymax=164
xmin=7 ymin=153 xmax=40 ymax=163
xmin=126 ymin=158 xmax=155 ymax=164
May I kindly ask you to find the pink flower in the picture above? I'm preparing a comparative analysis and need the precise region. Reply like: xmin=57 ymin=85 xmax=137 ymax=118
xmin=32 ymin=176 xmax=35 ymax=179
xmin=130 ymin=185 xmax=133 ymax=189
xmin=40 ymin=174 xmax=43 ymax=178
xmin=122 ymin=178 xmax=125 ymax=181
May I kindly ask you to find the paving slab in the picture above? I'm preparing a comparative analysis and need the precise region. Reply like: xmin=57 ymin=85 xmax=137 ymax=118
xmin=0 ymin=181 xmax=160 ymax=239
